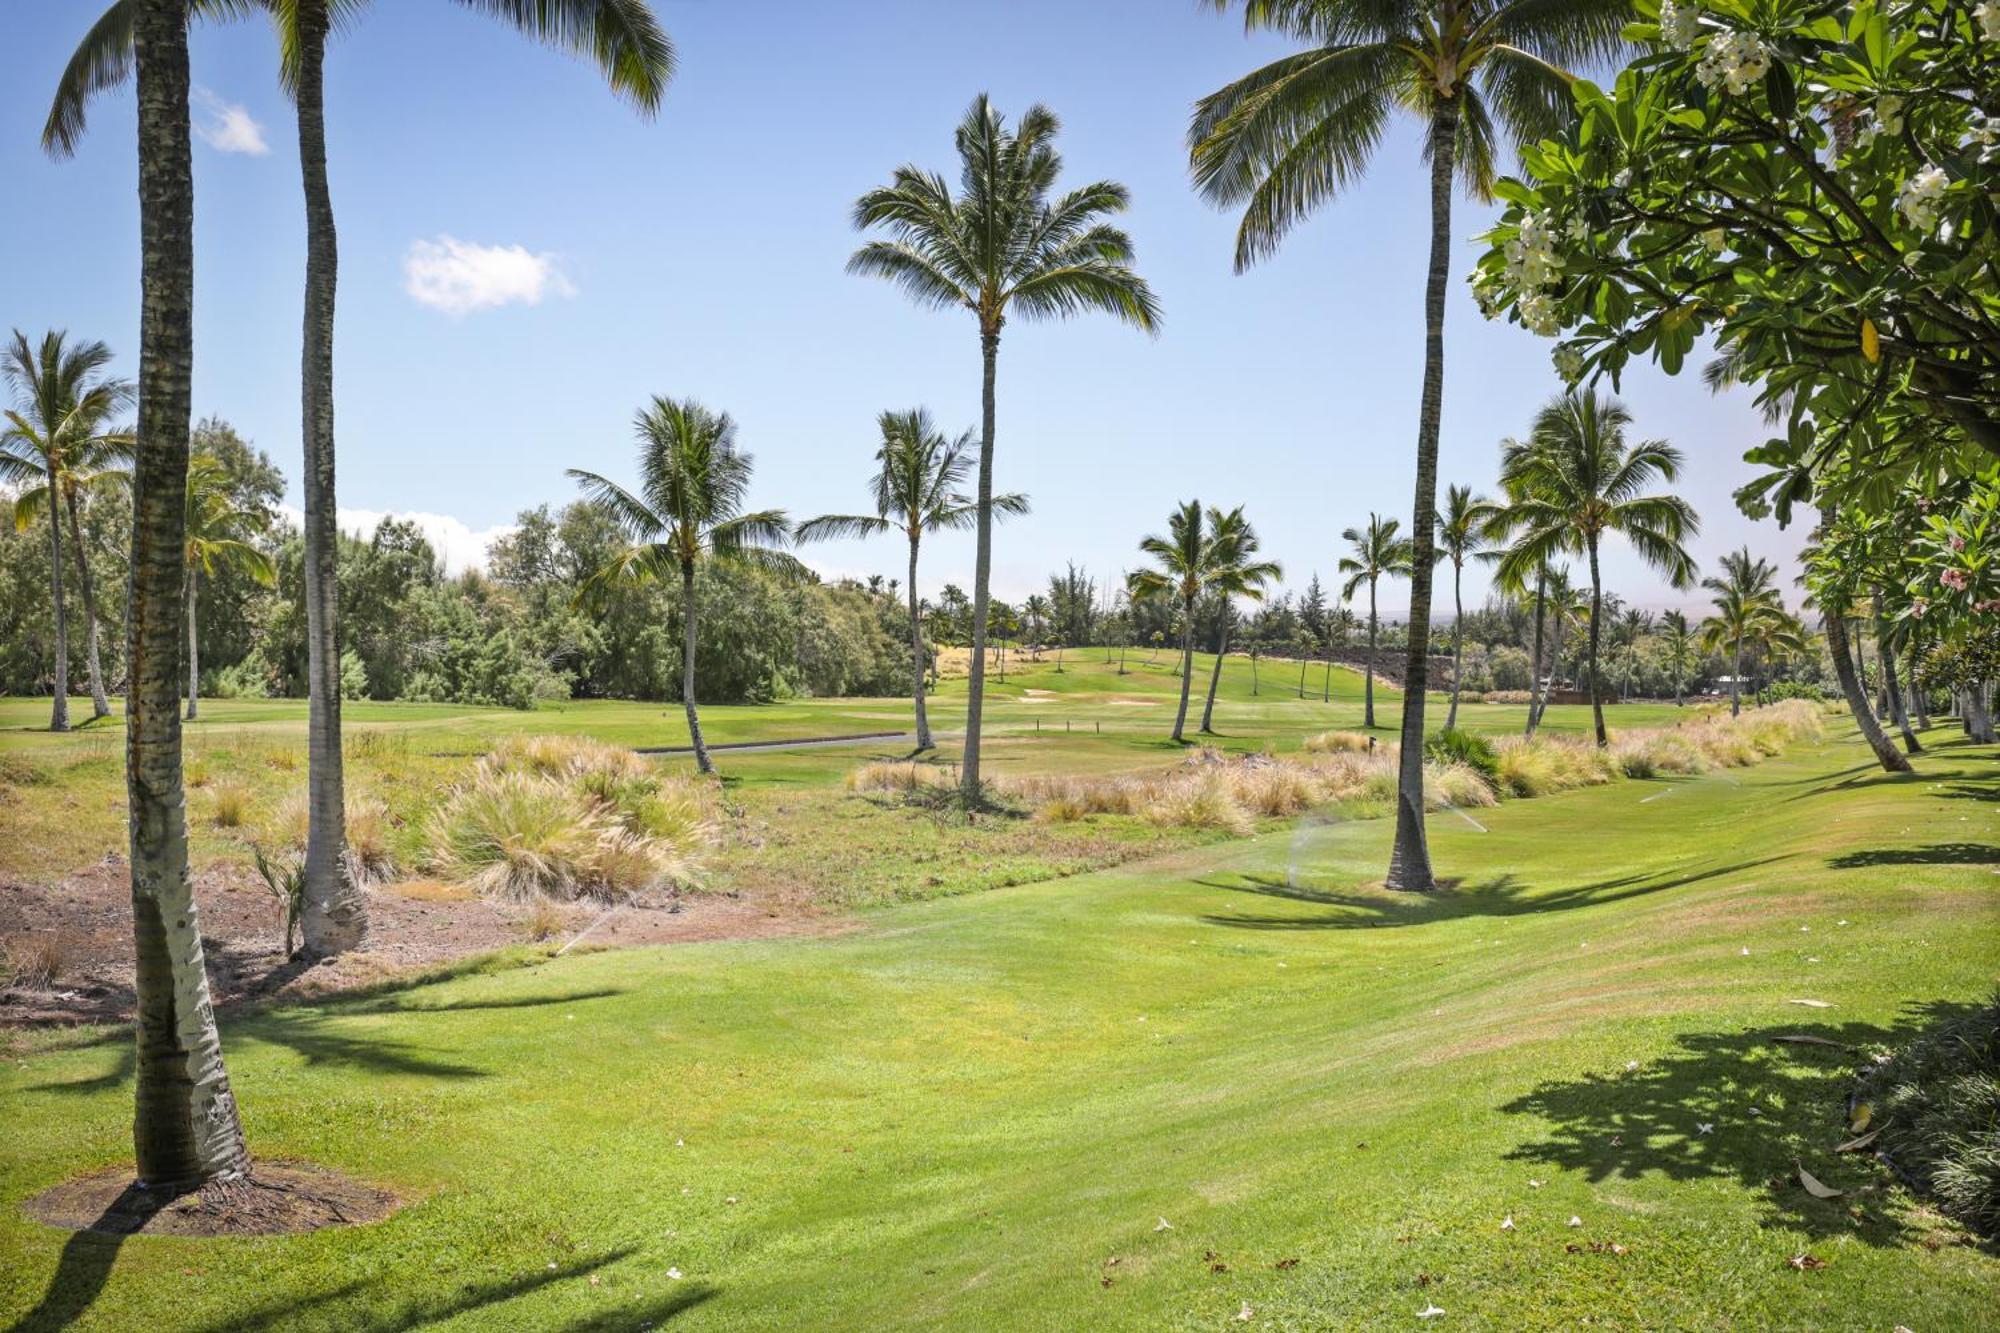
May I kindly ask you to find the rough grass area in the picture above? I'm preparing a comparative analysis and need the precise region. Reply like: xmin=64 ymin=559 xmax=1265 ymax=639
xmin=1858 ymin=995 xmax=2000 ymax=1240
xmin=2 ymin=730 xmax=1996 ymax=1329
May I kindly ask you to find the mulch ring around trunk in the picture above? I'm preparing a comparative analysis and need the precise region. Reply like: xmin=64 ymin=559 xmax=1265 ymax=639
xmin=23 ymin=1160 xmax=399 ymax=1236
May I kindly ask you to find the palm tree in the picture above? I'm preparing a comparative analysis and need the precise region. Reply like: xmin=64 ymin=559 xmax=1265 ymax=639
xmin=1699 ymin=548 xmax=1783 ymax=717
xmin=1 ymin=330 xmax=134 ymax=729
xmin=1435 ymin=484 xmax=1493 ymax=730
xmin=1198 ymin=507 xmax=1283 ymax=733
xmin=1616 ymin=606 xmax=1652 ymax=701
xmin=1659 ymin=609 xmax=1696 ymax=705
xmin=1023 ymin=594 xmax=1052 ymax=658
xmin=851 ymin=94 xmax=1159 ymax=801
xmin=797 ymin=408 xmax=1027 ymax=751
xmin=128 ymin=0 xmax=252 ymax=1189
xmin=1192 ymin=0 xmax=1628 ymax=889
xmin=1337 ymin=514 xmax=1412 ymax=729
xmin=1129 ymin=501 xmax=1233 ymax=743
xmin=183 ymin=454 xmax=275 ymax=720
xmin=1326 ymin=606 xmax=1358 ymax=702
xmin=49 ymin=0 xmax=673 ymax=959
xmin=1496 ymin=391 xmax=1698 ymax=746
xmin=569 ymin=397 xmax=793 ymax=775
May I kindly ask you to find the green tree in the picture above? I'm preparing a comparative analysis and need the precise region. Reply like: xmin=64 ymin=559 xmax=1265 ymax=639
xmin=1700 ymin=548 xmax=1788 ymax=717
xmin=797 ymin=407 xmax=1026 ymax=750
xmin=569 ymin=396 xmax=794 ymax=775
xmin=851 ymin=94 xmax=1159 ymax=801
xmin=1435 ymin=483 xmax=1495 ymax=729
xmin=1337 ymin=514 xmax=1413 ymax=729
xmin=182 ymin=454 xmax=275 ymax=720
xmin=1198 ymin=507 xmax=1284 ymax=733
xmin=49 ymin=0 xmax=674 ymax=958
xmin=1192 ymin=0 xmax=1630 ymax=890
xmin=1130 ymin=501 xmax=1232 ymax=742
xmin=1 ymin=330 xmax=133 ymax=729
xmin=1659 ymin=607 xmax=1696 ymax=705
xmin=1496 ymin=391 xmax=1698 ymax=744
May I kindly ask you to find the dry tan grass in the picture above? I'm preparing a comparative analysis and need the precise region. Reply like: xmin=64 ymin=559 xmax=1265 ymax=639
xmin=1302 ymin=730 xmax=1374 ymax=754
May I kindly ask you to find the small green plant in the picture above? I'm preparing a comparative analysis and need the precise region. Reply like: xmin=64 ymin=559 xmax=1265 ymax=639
xmin=251 ymin=843 xmax=306 ymax=956
xmin=1424 ymin=728 xmax=1499 ymax=783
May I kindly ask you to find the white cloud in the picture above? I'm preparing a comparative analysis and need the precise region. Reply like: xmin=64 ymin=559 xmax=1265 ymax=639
xmin=403 ymin=236 xmax=575 ymax=315
xmin=279 ymin=505 xmax=516 ymax=575
xmin=192 ymin=88 xmax=269 ymax=155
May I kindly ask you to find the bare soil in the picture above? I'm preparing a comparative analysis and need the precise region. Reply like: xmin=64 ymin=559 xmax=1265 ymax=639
xmin=23 ymin=1161 xmax=398 ymax=1236
xmin=1 ymin=855 xmax=841 ymax=1030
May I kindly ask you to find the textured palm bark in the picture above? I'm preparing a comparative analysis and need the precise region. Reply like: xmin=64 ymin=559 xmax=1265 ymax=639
xmin=129 ymin=0 xmax=251 ymax=1188
xmin=960 ymin=329 xmax=999 ymax=802
xmin=1824 ymin=605 xmax=1913 ymax=773
xmin=184 ymin=567 xmax=200 ymax=720
xmin=45 ymin=481 xmax=70 ymax=732
xmin=67 ymin=488 xmax=114 ymax=716
xmin=1363 ymin=580 xmax=1378 ymax=728
xmin=1525 ymin=571 xmax=1547 ymax=736
xmin=1386 ymin=104 xmax=1458 ymax=892
xmin=1445 ymin=558 xmax=1464 ymax=731
xmin=293 ymin=7 xmax=366 ymax=957
xmin=1728 ymin=638 xmax=1743 ymax=716
xmin=1586 ymin=536 xmax=1607 ymax=747
xmin=1199 ymin=605 xmax=1229 ymax=733
xmin=907 ymin=535 xmax=932 ymax=750
xmin=1171 ymin=595 xmax=1196 ymax=742
xmin=680 ymin=563 xmax=713 ymax=774
xmin=1872 ymin=589 xmax=1920 ymax=754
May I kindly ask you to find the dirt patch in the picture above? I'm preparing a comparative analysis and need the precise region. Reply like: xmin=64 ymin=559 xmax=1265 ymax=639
xmin=2 ymin=856 xmax=843 ymax=1030
xmin=24 ymin=1160 xmax=397 ymax=1236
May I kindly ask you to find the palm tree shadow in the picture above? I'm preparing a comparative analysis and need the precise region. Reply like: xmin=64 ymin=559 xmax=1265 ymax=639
xmin=9 ymin=1186 xmax=151 ymax=1332
xmin=1195 ymin=856 xmax=1790 ymax=930
xmin=1498 ymin=999 xmax=1983 ymax=1247
xmin=1828 ymin=843 xmax=2000 ymax=868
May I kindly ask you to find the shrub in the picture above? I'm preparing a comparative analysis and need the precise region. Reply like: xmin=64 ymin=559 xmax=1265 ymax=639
xmin=517 ymin=899 xmax=568 ymax=943
xmin=1856 ymin=997 xmax=2000 ymax=1241
xmin=251 ymin=844 xmax=306 ymax=956
xmin=1425 ymin=761 xmax=1498 ymax=810
xmin=1425 ymin=728 xmax=1500 ymax=783
xmin=846 ymin=762 xmax=956 ymax=796
xmin=1235 ymin=763 xmax=1320 ymax=817
xmin=264 ymin=792 xmax=399 ymax=884
xmin=3 ymin=937 xmax=65 ymax=990
xmin=1140 ymin=770 xmax=1254 ymax=835
xmin=0 ymin=753 xmax=51 ymax=788
xmin=206 ymin=780 xmax=255 ymax=829
xmin=1303 ymin=730 xmax=1373 ymax=754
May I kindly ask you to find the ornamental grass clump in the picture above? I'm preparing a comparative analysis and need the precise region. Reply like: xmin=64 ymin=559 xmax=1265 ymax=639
xmin=1856 ymin=996 xmax=2000 ymax=1241
xmin=1140 ymin=769 xmax=1255 ymax=836
xmin=1303 ymin=730 xmax=1373 ymax=754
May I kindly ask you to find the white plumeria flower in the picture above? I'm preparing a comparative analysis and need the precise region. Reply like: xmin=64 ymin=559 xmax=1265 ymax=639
xmin=1659 ymin=0 xmax=1702 ymax=50
xmin=1978 ymin=0 xmax=2000 ymax=42
xmin=1568 ymin=1216 xmax=1584 ymax=1228
xmin=1418 ymin=1305 xmax=1447 ymax=1320
xmin=1876 ymin=95 xmax=1905 ymax=137
xmin=1695 ymin=30 xmax=1772 ymax=96
xmin=1500 ymin=1215 xmax=1516 ymax=1231
xmin=1697 ymin=1122 xmax=1716 ymax=1135
xmin=1897 ymin=165 xmax=1949 ymax=232
xmin=667 ymin=1267 xmax=684 ymax=1280
xmin=1553 ymin=344 xmax=1585 ymax=382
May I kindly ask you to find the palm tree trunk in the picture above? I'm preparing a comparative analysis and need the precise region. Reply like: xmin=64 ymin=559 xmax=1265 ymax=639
xmin=129 ymin=0 xmax=251 ymax=1188
xmin=67 ymin=490 xmax=113 ymax=717
xmin=1199 ymin=606 xmax=1229 ymax=733
xmin=679 ymin=563 xmax=714 ymax=774
xmin=1364 ymin=582 xmax=1378 ymax=728
xmin=1525 ymin=571 xmax=1546 ymax=737
xmin=1446 ymin=559 xmax=1464 ymax=731
xmin=1824 ymin=608 xmax=1912 ymax=772
xmin=1586 ymin=537 xmax=1607 ymax=747
xmin=1297 ymin=653 xmax=1307 ymax=698
xmin=1171 ymin=595 xmax=1196 ymax=741
xmin=1872 ymin=588 xmax=1920 ymax=754
xmin=1729 ymin=638 xmax=1743 ymax=716
xmin=961 ymin=330 xmax=999 ymax=803
xmin=1119 ymin=640 xmax=1127 ymax=675
xmin=294 ymin=5 xmax=366 ymax=958
xmin=905 ymin=535 xmax=932 ymax=750
xmin=184 ymin=567 xmax=199 ymax=720
xmin=1386 ymin=106 xmax=1458 ymax=891
xmin=45 ymin=479 xmax=71 ymax=732
xmin=1908 ymin=642 xmax=1929 ymax=729
xmin=1322 ymin=655 xmax=1330 ymax=703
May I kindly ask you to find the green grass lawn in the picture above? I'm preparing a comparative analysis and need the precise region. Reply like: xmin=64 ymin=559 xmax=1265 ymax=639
xmin=4 ymin=725 xmax=1996 ymax=1329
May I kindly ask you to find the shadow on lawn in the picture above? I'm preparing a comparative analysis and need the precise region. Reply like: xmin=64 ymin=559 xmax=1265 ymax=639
xmin=1829 ymin=843 xmax=2000 ymax=867
xmin=1499 ymin=999 xmax=1983 ymax=1247
xmin=1194 ymin=856 xmax=1789 ymax=931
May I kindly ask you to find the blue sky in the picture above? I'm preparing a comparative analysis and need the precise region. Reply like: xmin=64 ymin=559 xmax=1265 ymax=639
xmin=2 ymin=1 xmax=1803 ymax=617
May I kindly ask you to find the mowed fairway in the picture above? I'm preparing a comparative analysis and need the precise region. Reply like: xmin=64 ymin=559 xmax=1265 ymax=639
xmin=4 ymin=725 xmax=1996 ymax=1330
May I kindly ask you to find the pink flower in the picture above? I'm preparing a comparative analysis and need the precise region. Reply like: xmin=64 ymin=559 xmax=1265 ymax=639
xmin=1952 ymin=536 xmax=1967 ymax=551
xmin=1977 ymin=599 xmax=2000 ymax=614
xmin=1941 ymin=568 xmax=1969 ymax=591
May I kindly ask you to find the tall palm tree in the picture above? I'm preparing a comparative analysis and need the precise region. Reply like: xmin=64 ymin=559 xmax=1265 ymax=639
xmin=851 ymin=94 xmax=1160 ymax=801
xmin=1192 ymin=0 xmax=1628 ymax=890
xmin=1496 ymin=391 xmax=1698 ymax=746
xmin=1616 ymin=606 xmax=1652 ymax=700
xmin=130 ymin=0 xmax=251 ymax=1189
xmin=797 ymin=408 xmax=1027 ymax=751
xmin=49 ymin=0 xmax=673 ymax=959
xmin=1699 ymin=548 xmax=1783 ymax=717
xmin=183 ymin=453 xmax=275 ymax=720
xmin=1337 ymin=513 xmax=1412 ymax=729
xmin=1129 ymin=501 xmax=1231 ymax=743
xmin=1198 ymin=507 xmax=1283 ymax=733
xmin=1 ymin=330 xmax=134 ymax=730
xmin=569 ymin=397 xmax=793 ymax=776
xmin=1435 ymin=483 xmax=1493 ymax=730
xmin=1023 ymin=594 xmax=1052 ymax=657
xmin=1659 ymin=608 xmax=1696 ymax=705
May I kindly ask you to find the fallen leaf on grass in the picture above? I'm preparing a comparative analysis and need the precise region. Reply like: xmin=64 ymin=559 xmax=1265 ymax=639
xmin=1787 ymin=999 xmax=1834 ymax=1008
xmin=1417 ymin=1305 xmax=1446 ymax=1319
xmin=1236 ymin=1302 xmax=1254 ymax=1321
xmin=1797 ymin=1163 xmax=1844 ymax=1199
xmin=1274 ymin=1257 xmax=1300 ymax=1270
xmin=1568 ymin=1216 xmax=1583 ymax=1228
xmin=1848 ymin=1102 xmax=1874 ymax=1132
xmin=1500 ymin=1216 xmax=1515 ymax=1231
xmin=1154 ymin=1217 xmax=1173 ymax=1232
xmin=1771 ymin=1034 xmax=1847 ymax=1049
xmin=1788 ymin=1254 xmax=1827 ymax=1271
xmin=1835 ymin=1128 xmax=1882 ymax=1153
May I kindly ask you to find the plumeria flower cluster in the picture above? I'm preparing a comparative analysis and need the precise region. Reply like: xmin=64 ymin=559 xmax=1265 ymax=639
xmin=1896 ymin=165 xmax=1950 ymax=232
xmin=1969 ymin=112 xmax=1999 ymax=162
xmin=1553 ymin=343 xmax=1587 ymax=383
xmin=1695 ymin=29 xmax=1772 ymax=95
xmin=1978 ymin=1 xmax=2000 ymax=42
xmin=1853 ymin=95 xmax=1904 ymax=152
xmin=1658 ymin=0 xmax=1702 ymax=51
xmin=1502 ymin=211 xmax=1565 ymax=336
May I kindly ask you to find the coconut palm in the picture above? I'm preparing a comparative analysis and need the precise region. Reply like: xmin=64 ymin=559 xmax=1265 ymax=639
xmin=1 ymin=330 xmax=134 ymax=730
xmin=851 ymin=94 xmax=1160 ymax=801
xmin=1197 ymin=507 xmax=1284 ymax=733
xmin=1337 ymin=514 xmax=1412 ymax=729
xmin=1192 ymin=0 xmax=1629 ymax=890
xmin=49 ymin=0 xmax=672 ymax=958
xmin=796 ymin=408 xmax=1027 ymax=751
xmin=569 ymin=397 xmax=793 ymax=776
xmin=1699 ymin=548 xmax=1784 ymax=717
xmin=1435 ymin=484 xmax=1494 ymax=730
xmin=1326 ymin=605 xmax=1359 ymax=702
xmin=1023 ymin=594 xmax=1052 ymax=657
xmin=182 ymin=454 xmax=275 ymax=720
xmin=1616 ymin=606 xmax=1652 ymax=700
xmin=1129 ymin=501 xmax=1233 ymax=742
xmin=1495 ymin=391 xmax=1699 ymax=746
xmin=1659 ymin=608 xmax=1696 ymax=705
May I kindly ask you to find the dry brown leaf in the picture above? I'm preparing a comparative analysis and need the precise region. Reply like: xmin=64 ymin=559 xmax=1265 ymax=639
xmin=1797 ymin=1162 xmax=1844 ymax=1199
xmin=1835 ymin=1128 xmax=1882 ymax=1154
xmin=1787 ymin=999 xmax=1834 ymax=1008
xmin=1771 ymin=1034 xmax=1846 ymax=1048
